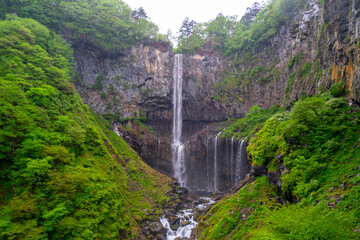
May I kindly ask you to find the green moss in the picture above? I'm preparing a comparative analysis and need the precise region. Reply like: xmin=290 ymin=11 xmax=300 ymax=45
xmin=287 ymin=51 xmax=303 ymax=69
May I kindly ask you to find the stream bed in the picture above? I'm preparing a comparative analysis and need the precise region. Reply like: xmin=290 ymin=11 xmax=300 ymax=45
xmin=160 ymin=197 xmax=215 ymax=240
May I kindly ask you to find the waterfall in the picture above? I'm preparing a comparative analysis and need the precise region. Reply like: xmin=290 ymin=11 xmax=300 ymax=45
xmin=206 ymin=137 xmax=211 ymax=191
xmin=230 ymin=136 xmax=235 ymax=186
xmin=235 ymin=138 xmax=249 ymax=185
xmin=113 ymin=122 xmax=121 ymax=136
xmin=213 ymin=131 xmax=222 ymax=192
xmin=172 ymin=54 xmax=186 ymax=187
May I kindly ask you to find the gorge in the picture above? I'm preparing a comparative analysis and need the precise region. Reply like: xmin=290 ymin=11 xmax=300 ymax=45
xmin=0 ymin=0 xmax=360 ymax=239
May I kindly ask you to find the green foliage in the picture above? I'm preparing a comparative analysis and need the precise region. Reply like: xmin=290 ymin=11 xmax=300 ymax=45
xmin=91 ymin=73 xmax=105 ymax=90
xmin=196 ymin=177 xmax=280 ymax=240
xmin=285 ymin=74 xmax=295 ymax=100
xmin=176 ymin=0 xmax=306 ymax=55
xmin=2 ymin=0 xmax=164 ymax=52
xmin=0 ymin=17 xmax=171 ymax=239
xmin=329 ymin=81 xmax=348 ymax=97
xmin=287 ymin=51 xmax=303 ymax=69
xmin=250 ymin=202 xmax=359 ymax=239
xmin=222 ymin=105 xmax=285 ymax=140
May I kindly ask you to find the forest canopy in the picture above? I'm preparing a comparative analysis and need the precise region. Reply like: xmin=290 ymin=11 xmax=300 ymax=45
xmin=0 ymin=0 xmax=165 ymax=52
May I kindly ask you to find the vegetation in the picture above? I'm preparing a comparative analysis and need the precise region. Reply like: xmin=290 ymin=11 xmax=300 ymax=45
xmin=1 ymin=0 xmax=166 ymax=52
xmin=197 ymin=93 xmax=360 ymax=239
xmin=176 ymin=0 xmax=307 ymax=55
xmin=222 ymin=105 xmax=285 ymax=139
xmin=0 ymin=16 xmax=171 ymax=239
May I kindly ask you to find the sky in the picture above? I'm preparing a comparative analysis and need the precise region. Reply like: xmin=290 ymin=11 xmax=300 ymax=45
xmin=125 ymin=0 xmax=262 ymax=36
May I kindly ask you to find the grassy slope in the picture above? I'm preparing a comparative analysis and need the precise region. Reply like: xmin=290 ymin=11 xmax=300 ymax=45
xmin=196 ymin=93 xmax=360 ymax=239
xmin=0 ymin=16 xmax=171 ymax=240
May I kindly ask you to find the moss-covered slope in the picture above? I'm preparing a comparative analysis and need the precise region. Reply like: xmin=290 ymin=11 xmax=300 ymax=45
xmin=195 ymin=92 xmax=360 ymax=239
xmin=0 ymin=16 xmax=171 ymax=240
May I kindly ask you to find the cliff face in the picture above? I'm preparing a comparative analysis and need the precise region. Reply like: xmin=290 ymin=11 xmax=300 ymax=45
xmin=74 ymin=41 xmax=174 ymax=135
xmin=74 ymin=0 xmax=360 ymax=191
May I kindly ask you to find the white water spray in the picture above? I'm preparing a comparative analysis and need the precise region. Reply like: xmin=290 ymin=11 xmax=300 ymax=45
xmin=235 ymin=138 xmax=247 ymax=185
xmin=213 ymin=131 xmax=222 ymax=192
xmin=172 ymin=54 xmax=186 ymax=187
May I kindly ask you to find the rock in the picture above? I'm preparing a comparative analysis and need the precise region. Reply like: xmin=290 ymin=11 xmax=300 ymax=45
xmin=148 ymin=221 xmax=165 ymax=233
xmin=267 ymin=170 xmax=282 ymax=188
xmin=170 ymin=224 xmax=178 ymax=231
xmin=155 ymin=234 xmax=166 ymax=240
xmin=335 ymin=196 xmax=341 ymax=204
xmin=340 ymin=181 xmax=348 ymax=190
xmin=182 ymin=220 xmax=190 ymax=226
xmin=251 ymin=166 xmax=267 ymax=179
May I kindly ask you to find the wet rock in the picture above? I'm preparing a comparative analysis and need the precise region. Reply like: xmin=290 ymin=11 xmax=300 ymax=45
xmin=170 ymin=224 xmax=178 ymax=231
xmin=267 ymin=170 xmax=282 ymax=188
xmin=182 ymin=220 xmax=190 ymax=226
xmin=148 ymin=221 xmax=165 ymax=234
xmin=155 ymin=234 xmax=166 ymax=240
xmin=251 ymin=166 xmax=267 ymax=179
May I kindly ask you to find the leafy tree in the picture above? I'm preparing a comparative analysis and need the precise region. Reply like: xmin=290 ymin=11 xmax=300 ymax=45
xmin=132 ymin=7 xmax=148 ymax=19
xmin=179 ymin=17 xmax=197 ymax=38
xmin=1 ymin=0 xmax=165 ymax=52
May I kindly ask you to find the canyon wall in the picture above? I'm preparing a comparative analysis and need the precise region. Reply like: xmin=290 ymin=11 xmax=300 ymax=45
xmin=74 ymin=0 xmax=360 ymax=192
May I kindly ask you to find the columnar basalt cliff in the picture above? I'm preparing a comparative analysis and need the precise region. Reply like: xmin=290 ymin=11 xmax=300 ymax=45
xmin=73 ymin=0 xmax=360 ymax=192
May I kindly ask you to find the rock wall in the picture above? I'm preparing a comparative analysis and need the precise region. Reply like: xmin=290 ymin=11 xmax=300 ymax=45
xmin=74 ymin=0 xmax=360 ymax=192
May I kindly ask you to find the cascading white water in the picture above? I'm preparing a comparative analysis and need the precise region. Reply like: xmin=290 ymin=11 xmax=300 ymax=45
xmin=213 ymin=131 xmax=222 ymax=192
xmin=206 ymin=137 xmax=211 ymax=191
xmin=160 ymin=197 xmax=215 ymax=240
xmin=230 ymin=136 xmax=235 ymax=186
xmin=113 ymin=122 xmax=121 ymax=136
xmin=235 ymin=138 xmax=247 ymax=185
xmin=172 ymin=54 xmax=186 ymax=187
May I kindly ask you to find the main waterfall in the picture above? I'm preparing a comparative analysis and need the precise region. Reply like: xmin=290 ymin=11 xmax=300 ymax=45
xmin=172 ymin=54 xmax=186 ymax=187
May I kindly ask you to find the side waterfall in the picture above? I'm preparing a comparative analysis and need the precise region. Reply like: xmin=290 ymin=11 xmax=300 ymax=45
xmin=213 ymin=131 xmax=222 ymax=192
xmin=172 ymin=54 xmax=186 ymax=187
xmin=235 ymin=138 xmax=249 ymax=185
xmin=230 ymin=136 xmax=235 ymax=186
xmin=206 ymin=137 xmax=211 ymax=191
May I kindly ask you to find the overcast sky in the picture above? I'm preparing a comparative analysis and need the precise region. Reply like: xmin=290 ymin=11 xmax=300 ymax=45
xmin=125 ymin=0 xmax=264 ymax=35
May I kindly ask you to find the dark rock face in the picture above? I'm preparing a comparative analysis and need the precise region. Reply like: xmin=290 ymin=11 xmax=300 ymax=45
xmin=115 ymin=122 xmax=173 ymax=176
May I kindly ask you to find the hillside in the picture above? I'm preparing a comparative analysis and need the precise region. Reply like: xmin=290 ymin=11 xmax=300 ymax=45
xmin=0 ymin=15 xmax=171 ymax=239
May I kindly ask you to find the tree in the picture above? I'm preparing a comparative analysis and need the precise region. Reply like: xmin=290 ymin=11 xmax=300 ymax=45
xmin=240 ymin=2 xmax=264 ymax=28
xmin=132 ymin=7 xmax=148 ymax=19
xmin=179 ymin=17 xmax=197 ymax=38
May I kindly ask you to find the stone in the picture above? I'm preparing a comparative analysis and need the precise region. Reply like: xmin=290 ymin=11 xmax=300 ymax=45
xmin=251 ymin=166 xmax=267 ymax=179
xmin=155 ymin=234 xmax=166 ymax=240
xmin=170 ymin=224 xmax=178 ymax=231
xmin=182 ymin=220 xmax=190 ymax=226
